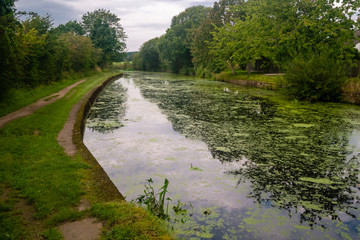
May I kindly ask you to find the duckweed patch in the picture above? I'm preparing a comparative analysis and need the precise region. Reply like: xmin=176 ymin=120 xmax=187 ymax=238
xmin=86 ymin=81 xmax=127 ymax=133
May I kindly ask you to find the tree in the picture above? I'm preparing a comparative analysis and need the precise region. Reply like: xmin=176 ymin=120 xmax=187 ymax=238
xmin=22 ymin=12 xmax=53 ymax=35
xmin=57 ymin=33 xmax=100 ymax=72
xmin=210 ymin=0 xmax=360 ymax=75
xmin=134 ymin=38 xmax=161 ymax=72
xmin=0 ymin=0 xmax=16 ymax=16
xmin=53 ymin=20 xmax=84 ymax=36
xmin=82 ymin=9 xmax=126 ymax=66
xmin=158 ymin=6 xmax=210 ymax=74
xmin=192 ymin=0 xmax=245 ymax=76
xmin=0 ymin=0 xmax=21 ymax=99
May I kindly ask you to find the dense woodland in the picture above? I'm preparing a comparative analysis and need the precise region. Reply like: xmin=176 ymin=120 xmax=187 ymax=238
xmin=0 ymin=0 xmax=126 ymax=100
xmin=133 ymin=0 xmax=360 ymax=101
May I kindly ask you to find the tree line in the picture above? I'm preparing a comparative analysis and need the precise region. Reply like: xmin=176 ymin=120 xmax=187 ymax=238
xmin=133 ymin=0 xmax=360 ymax=101
xmin=0 ymin=0 xmax=126 ymax=100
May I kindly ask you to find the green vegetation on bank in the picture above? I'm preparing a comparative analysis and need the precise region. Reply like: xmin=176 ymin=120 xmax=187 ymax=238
xmin=0 ymin=0 xmax=127 ymax=100
xmin=133 ymin=0 xmax=360 ymax=102
xmin=0 ymin=72 xmax=95 ymax=117
xmin=214 ymin=70 xmax=283 ymax=85
xmin=0 ymin=71 xmax=173 ymax=239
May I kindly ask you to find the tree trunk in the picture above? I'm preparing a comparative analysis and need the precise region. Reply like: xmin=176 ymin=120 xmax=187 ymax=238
xmin=229 ymin=62 xmax=235 ymax=75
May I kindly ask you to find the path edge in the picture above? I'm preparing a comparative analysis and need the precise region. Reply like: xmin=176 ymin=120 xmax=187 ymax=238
xmin=73 ymin=73 xmax=125 ymax=202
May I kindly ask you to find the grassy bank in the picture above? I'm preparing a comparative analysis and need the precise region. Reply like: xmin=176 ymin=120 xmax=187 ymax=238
xmin=0 ymin=72 xmax=97 ymax=118
xmin=0 ymin=71 xmax=172 ymax=239
xmin=215 ymin=70 xmax=360 ymax=104
xmin=214 ymin=70 xmax=284 ymax=85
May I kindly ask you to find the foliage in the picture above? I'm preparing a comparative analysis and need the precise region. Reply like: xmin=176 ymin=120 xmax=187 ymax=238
xmin=133 ymin=38 xmax=161 ymax=72
xmin=211 ymin=0 xmax=360 ymax=72
xmin=82 ymin=9 xmax=127 ymax=66
xmin=136 ymin=178 xmax=171 ymax=220
xmin=0 ymin=11 xmax=21 ymax=99
xmin=0 ymin=0 xmax=16 ymax=17
xmin=53 ymin=20 xmax=84 ymax=36
xmin=157 ymin=6 xmax=210 ymax=75
xmin=0 ymin=6 xmax=126 ymax=100
xmin=192 ymin=0 xmax=245 ymax=77
xmin=284 ymin=52 xmax=347 ymax=102
xmin=136 ymin=0 xmax=359 ymax=101
xmin=57 ymin=33 xmax=101 ymax=72
xmin=21 ymin=12 xmax=53 ymax=35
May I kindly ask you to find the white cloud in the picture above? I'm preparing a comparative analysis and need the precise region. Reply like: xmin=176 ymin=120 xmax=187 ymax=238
xmin=16 ymin=0 xmax=214 ymax=51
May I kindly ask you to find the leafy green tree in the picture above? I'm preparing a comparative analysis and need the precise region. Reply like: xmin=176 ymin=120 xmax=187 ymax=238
xmin=60 ymin=33 xmax=101 ymax=72
xmin=82 ymin=9 xmax=126 ymax=66
xmin=158 ymin=6 xmax=210 ymax=75
xmin=210 ymin=0 xmax=359 ymax=77
xmin=0 ymin=0 xmax=16 ymax=16
xmin=53 ymin=20 xmax=84 ymax=35
xmin=0 ymin=0 xmax=21 ymax=99
xmin=22 ymin=12 xmax=53 ymax=35
xmin=134 ymin=38 xmax=161 ymax=72
xmin=17 ymin=27 xmax=47 ymax=85
xmin=191 ymin=0 xmax=246 ymax=77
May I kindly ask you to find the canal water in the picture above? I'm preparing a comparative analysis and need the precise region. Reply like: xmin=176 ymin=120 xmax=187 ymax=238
xmin=84 ymin=72 xmax=360 ymax=239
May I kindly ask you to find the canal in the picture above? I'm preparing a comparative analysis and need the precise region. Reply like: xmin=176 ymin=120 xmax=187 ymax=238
xmin=84 ymin=71 xmax=360 ymax=239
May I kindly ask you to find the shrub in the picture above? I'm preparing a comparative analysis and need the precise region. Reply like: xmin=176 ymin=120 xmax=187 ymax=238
xmin=284 ymin=53 xmax=347 ymax=102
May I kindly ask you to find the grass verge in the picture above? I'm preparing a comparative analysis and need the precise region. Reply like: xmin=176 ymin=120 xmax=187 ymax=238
xmin=0 ymin=71 xmax=98 ymax=117
xmin=214 ymin=70 xmax=284 ymax=85
xmin=0 ymin=70 xmax=173 ymax=239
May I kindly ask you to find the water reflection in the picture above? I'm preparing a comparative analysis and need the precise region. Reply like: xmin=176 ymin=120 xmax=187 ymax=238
xmin=85 ymin=72 xmax=360 ymax=239
xmin=86 ymin=82 xmax=127 ymax=133
xmin=132 ymin=73 xmax=360 ymax=230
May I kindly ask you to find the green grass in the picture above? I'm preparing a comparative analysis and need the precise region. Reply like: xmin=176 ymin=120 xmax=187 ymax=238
xmin=215 ymin=70 xmax=284 ymax=85
xmin=0 ymin=70 xmax=173 ymax=239
xmin=0 ymin=71 xmax=98 ymax=117
xmin=91 ymin=202 xmax=172 ymax=240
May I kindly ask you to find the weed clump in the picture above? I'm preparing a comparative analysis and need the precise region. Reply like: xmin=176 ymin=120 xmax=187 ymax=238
xmin=284 ymin=53 xmax=346 ymax=102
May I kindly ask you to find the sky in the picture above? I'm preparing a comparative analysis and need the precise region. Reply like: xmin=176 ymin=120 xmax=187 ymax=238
xmin=15 ymin=0 xmax=215 ymax=51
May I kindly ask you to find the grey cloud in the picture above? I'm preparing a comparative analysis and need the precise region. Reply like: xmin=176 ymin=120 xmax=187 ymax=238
xmin=16 ymin=0 xmax=83 ymax=25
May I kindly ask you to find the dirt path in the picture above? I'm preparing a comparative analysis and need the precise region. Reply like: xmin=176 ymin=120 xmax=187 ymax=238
xmin=57 ymin=100 xmax=82 ymax=156
xmin=0 ymin=79 xmax=103 ymax=239
xmin=56 ymin=82 xmax=103 ymax=239
xmin=0 ymin=79 xmax=86 ymax=129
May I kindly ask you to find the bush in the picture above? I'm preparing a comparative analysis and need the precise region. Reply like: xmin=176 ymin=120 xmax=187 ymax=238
xmin=284 ymin=53 xmax=346 ymax=102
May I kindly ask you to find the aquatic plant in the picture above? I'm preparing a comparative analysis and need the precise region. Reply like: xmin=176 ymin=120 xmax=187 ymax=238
xmin=136 ymin=178 xmax=194 ymax=226
xmin=86 ymin=80 xmax=127 ymax=133
xmin=136 ymin=178 xmax=171 ymax=220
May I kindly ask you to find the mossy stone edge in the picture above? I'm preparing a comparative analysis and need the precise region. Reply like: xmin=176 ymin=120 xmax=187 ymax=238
xmin=73 ymin=73 xmax=125 ymax=202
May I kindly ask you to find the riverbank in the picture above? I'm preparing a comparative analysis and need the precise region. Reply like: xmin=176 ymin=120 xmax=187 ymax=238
xmin=0 ymin=71 xmax=172 ymax=239
xmin=215 ymin=70 xmax=360 ymax=104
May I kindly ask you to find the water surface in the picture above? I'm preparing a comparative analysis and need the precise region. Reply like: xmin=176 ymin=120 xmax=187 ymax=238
xmin=84 ymin=72 xmax=360 ymax=239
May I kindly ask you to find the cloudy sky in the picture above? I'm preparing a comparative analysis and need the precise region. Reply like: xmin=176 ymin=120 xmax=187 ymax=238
xmin=15 ymin=0 xmax=215 ymax=51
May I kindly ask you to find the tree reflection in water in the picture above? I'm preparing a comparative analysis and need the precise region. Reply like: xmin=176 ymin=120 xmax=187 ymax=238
xmin=86 ymin=81 xmax=127 ymax=133
xmin=132 ymin=72 xmax=360 ymax=229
